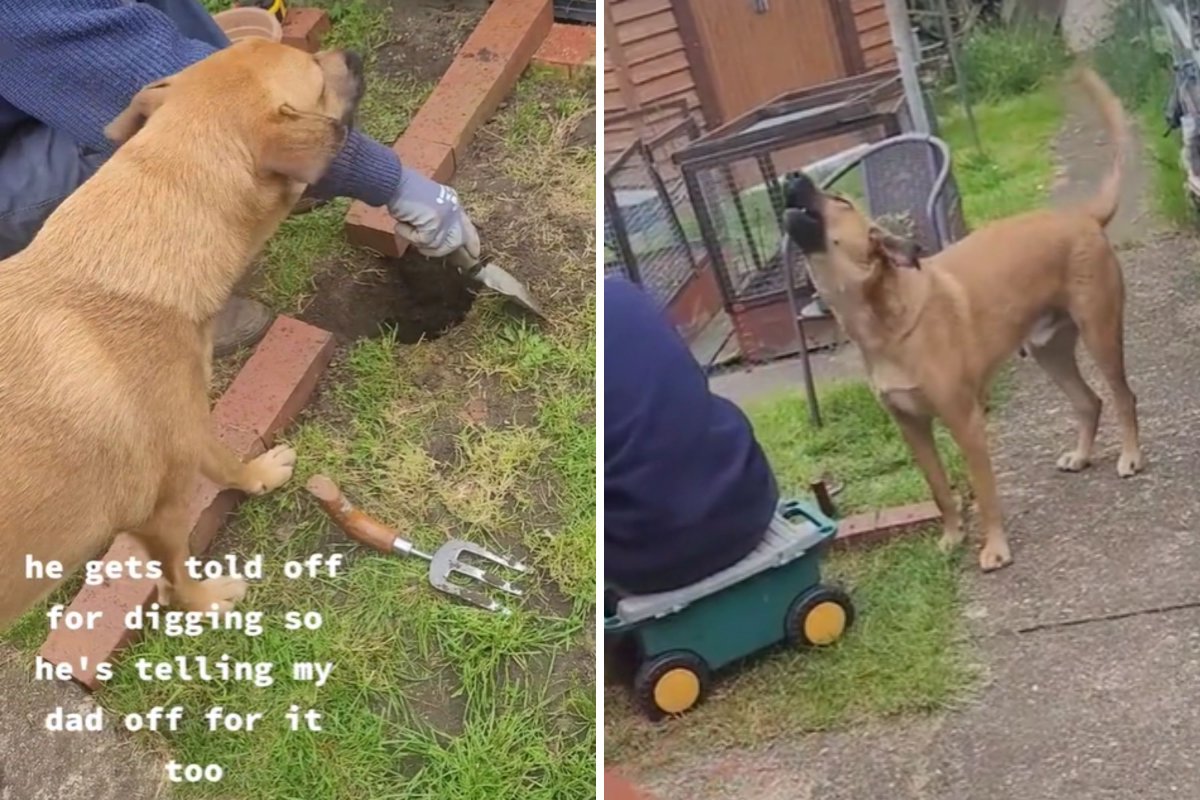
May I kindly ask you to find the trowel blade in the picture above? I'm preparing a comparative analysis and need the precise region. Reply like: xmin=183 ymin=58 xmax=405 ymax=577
xmin=471 ymin=262 xmax=547 ymax=320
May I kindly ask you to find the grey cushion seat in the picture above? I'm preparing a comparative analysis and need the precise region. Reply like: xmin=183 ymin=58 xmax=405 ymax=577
xmin=614 ymin=509 xmax=831 ymax=625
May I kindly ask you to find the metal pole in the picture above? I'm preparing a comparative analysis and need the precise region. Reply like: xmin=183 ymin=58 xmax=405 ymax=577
xmin=884 ymin=0 xmax=931 ymax=134
xmin=936 ymin=0 xmax=982 ymax=153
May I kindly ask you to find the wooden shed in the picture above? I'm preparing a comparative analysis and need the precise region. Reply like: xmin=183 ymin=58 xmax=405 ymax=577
xmin=604 ymin=0 xmax=898 ymax=161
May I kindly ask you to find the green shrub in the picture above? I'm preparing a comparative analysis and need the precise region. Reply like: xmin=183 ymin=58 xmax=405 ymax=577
xmin=961 ymin=24 xmax=1070 ymax=100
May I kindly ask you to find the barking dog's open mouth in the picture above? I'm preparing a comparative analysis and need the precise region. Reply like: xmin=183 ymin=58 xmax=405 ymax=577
xmin=782 ymin=171 xmax=826 ymax=254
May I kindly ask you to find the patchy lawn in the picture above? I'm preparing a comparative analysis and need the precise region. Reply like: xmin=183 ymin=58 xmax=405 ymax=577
xmin=940 ymin=86 xmax=1064 ymax=226
xmin=603 ymin=382 xmax=974 ymax=767
xmin=6 ymin=2 xmax=596 ymax=798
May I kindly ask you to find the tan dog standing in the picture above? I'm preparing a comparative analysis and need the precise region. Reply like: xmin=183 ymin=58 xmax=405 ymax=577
xmin=782 ymin=69 xmax=1141 ymax=571
xmin=0 ymin=40 xmax=364 ymax=629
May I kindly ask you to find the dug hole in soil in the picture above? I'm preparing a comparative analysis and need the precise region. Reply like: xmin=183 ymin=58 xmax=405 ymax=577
xmin=296 ymin=0 xmax=489 ymax=345
xmin=301 ymin=251 xmax=478 ymax=343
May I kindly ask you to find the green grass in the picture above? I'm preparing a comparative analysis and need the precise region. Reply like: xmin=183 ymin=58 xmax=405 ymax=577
xmin=4 ymin=4 xmax=597 ymax=797
xmin=940 ymin=86 xmax=1064 ymax=225
xmin=747 ymin=382 xmax=965 ymax=514
xmin=605 ymin=534 xmax=973 ymax=765
xmin=960 ymin=24 xmax=1070 ymax=102
xmin=604 ymin=381 xmax=976 ymax=766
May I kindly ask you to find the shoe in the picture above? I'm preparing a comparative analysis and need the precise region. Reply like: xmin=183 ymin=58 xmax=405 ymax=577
xmin=213 ymin=296 xmax=275 ymax=358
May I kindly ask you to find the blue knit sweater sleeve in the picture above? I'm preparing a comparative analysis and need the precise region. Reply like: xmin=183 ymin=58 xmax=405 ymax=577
xmin=0 ymin=0 xmax=402 ymax=206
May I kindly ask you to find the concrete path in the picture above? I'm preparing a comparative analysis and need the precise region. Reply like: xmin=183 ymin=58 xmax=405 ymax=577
xmin=641 ymin=80 xmax=1200 ymax=800
xmin=0 ymin=647 xmax=164 ymax=800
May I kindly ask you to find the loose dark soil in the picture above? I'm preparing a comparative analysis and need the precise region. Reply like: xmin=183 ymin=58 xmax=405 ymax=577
xmin=375 ymin=0 xmax=486 ymax=85
xmin=291 ymin=1 xmax=488 ymax=344
xmin=300 ymin=252 xmax=478 ymax=343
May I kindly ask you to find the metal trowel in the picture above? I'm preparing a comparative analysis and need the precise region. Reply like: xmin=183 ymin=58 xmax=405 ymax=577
xmin=447 ymin=247 xmax=546 ymax=320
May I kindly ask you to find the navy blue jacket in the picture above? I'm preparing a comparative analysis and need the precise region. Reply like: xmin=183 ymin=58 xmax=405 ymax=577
xmin=604 ymin=278 xmax=778 ymax=594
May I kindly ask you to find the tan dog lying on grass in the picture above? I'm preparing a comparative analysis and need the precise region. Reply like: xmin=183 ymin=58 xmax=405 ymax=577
xmin=0 ymin=40 xmax=364 ymax=630
xmin=782 ymin=68 xmax=1141 ymax=572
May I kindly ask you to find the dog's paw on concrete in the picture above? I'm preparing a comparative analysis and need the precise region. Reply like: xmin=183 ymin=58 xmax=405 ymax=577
xmin=242 ymin=445 xmax=297 ymax=494
xmin=1117 ymin=449 xmax=1144 ymax=478
xmin=979 ymin=540 xmax=1013 ymax=572
xmin=1056 ymin=450 xmax=1091 ymax=472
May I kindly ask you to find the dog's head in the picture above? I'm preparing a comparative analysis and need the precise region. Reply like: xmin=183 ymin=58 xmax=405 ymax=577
xmin=105 ymin=39 xmax=365 ymax=186
xmin=782 ymin=171 xmax=921 ymax=282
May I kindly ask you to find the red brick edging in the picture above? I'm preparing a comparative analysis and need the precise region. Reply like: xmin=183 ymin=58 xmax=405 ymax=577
xmin=831 ymin=501 xmax=943 ymax=550
xmin=39 ymin=317 xmax=335 ymax=691
xmin=344 ymin=0 xmax=557 ymax=256
xmin=282 ymin=7 xmax=330 ymax=53
xmin=533 ymin=22 xmax=596 ymax=76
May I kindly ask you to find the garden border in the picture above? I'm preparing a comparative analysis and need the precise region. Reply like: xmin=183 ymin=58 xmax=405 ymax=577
xmin=40 ymin=318 xmax=335 ymax=690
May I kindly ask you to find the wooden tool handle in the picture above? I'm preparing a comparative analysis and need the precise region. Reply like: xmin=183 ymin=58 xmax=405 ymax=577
xmin=306 ymin=474 xmax=399 ymax=554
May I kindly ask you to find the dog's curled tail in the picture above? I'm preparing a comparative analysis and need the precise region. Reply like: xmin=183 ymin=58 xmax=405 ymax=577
xmin=1075 ymin=66 xmax=1129 ymax=228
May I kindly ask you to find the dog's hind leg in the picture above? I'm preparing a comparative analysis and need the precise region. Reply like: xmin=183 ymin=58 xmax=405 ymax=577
xmin=129 ymin=480 xmax=247 ymax=613
xmin=892 ymin=410 xmax=964 ymax=552
xmin=1028 ymin=322 xmax=1102 ymax=472
xmin=199 ymin=435 xmax=296 ymax=496
xmin=1070 ymin=270 xmax=1143 ymax=477
xmin=942 ymin=400 xmax=1012 ymax=572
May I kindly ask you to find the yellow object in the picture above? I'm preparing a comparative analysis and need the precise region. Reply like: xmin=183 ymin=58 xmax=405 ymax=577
xmin=803 ymin=600 xmax=847 ymax=645
xmin=653 ymin=668 xmax=701 ymax=715
xmin=236 ymin=0 xmax=287 ymax=21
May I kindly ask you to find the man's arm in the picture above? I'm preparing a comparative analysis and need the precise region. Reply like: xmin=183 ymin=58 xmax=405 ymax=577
xmin=0 ymin=1 xmax=401 ymax=206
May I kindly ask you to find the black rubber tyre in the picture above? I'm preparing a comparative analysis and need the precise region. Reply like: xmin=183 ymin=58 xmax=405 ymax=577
xmin=632 ymin=650 xmax=710 ymax=721
xmin=785 ymin=585 xmax=855 ymax=648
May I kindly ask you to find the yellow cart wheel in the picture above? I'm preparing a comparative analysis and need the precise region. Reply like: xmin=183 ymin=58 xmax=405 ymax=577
xmin=785 ymin=585 xmax=854 ymax=648
xmin=633 ymin=651 xmax=710 ymax=720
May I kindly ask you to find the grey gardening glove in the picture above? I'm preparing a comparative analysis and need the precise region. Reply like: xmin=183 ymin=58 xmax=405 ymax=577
xmin=387 ymin=168 xmax=481 ymax=259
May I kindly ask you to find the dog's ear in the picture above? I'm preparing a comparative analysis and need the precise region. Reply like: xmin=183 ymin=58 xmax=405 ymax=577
xmin=258 ymin=104 xmax=348 ymax=185
xmin=869 ymin=227 xmax=921 ymax=270
xmin=105 ymin=80 xmax=172 ymax=145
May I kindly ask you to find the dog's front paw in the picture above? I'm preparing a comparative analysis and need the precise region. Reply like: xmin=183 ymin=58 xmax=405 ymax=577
xmin=1117 ymin=449 xmax=1144 ymax=478
xmin=1056 ymin=450 xmax=1091 ymax=472
xmin=979 ymin=539 xmax=1013 ymax=573
xmin=937 ymin=526 xmax=965 ymax=554
xmin=174 ymin=576 xmax=248 ymax=613
xmin=241 ymin=445 xmax=297 ymax=495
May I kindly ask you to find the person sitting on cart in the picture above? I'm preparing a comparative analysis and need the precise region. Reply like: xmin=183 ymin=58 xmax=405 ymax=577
xmin=604 ymin=276 xmax=779 ymax=601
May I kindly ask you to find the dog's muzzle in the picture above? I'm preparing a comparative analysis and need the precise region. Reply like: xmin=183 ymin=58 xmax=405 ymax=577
xmin=782 ymin=171 xmax=826 ymax=254
xmin=339 ymin=50 xmax=366 ymax=124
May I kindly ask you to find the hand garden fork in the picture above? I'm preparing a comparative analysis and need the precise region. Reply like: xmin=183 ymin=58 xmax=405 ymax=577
xmin=306 ymin=474 xmax=528 ymax=614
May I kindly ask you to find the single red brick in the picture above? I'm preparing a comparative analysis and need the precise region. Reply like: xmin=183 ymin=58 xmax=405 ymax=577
xmin=832 ymin=511 xmax=878 ymax=550
xmin=403 ymin=0 xmax=553 ymax=163
xmin=40 ymin=316 xmax=334 ymax=691
xmin=215 ymin=317 xmax=334 ymax=443
xmin=281 ymin=7 xmax=330 ymax=53
xmin=188 ymin=481 xmax=235 ymax=552
xmin=533 ymin=23 xmax=595 ymax=76
xmin=344 ymin=135 xmax=455 ymax=254
xmin=875 ymin=502 xmax=942 ymax=533
xmin=345 ymin=202 xmax=401 ymax=256
xmin=38 ymin=535 xmax=156 ymax=691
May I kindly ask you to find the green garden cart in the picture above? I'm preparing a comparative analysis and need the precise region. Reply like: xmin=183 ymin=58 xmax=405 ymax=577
xmin=605 ymin=500 xmax=854 ymax=720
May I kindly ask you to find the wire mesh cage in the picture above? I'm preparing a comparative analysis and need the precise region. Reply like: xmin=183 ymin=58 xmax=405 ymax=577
xmin=672 ymin=69 xmax=968 ymax=362
xmin=553 ymin=0 xmax=595 ymax=24
xmin=603 ymin=115 xmax=714 ymax=317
